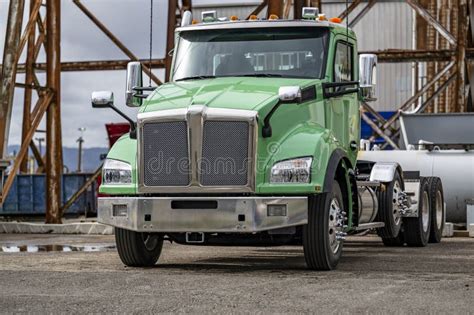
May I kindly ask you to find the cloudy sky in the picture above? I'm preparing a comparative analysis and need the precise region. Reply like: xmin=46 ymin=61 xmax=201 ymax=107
xmin=0 ymin=0 xmax=190 ymax=148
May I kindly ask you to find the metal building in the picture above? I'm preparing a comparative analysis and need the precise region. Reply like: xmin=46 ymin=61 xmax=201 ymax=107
xmin=192 ymin=0 xmax=413 ymax=112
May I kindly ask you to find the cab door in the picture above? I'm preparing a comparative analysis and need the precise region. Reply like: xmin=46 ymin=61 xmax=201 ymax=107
xmin=324 ymin=38 xmax=359 ymax=161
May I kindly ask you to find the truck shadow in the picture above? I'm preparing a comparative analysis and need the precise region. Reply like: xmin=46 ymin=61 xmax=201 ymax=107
xmin=154 ymin=246 xmax=372 ymax=274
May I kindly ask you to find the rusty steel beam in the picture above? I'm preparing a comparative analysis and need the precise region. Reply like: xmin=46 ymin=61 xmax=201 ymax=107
xmin=7 ymin=50 xmax=472 ymax=74
xmin=409 ymin=72 xmax=457 ymax=114
xmin=21 ymin=0 xmax=40 ymax=173
xmin=60 ymin=166 xmax=102 ymax=214
xmin=361 ymin=112 xmax=400 ymax=149
xmin=283 ymin=0 xmax=292 ymax=19
xmin=267 ymin=0 xmax=284 ymax=18
xmin=73 ymin=0 xmax=161 ymax=85
xmin=407 ymin=0 xmax=457 ymax=45
xmin=338 ymin=0 xmax=363 ymax=21
xmin=454 ymin=0 xmax=469 ymax=112
xmin=360 ymin=49 xmax=457 ymax=62
xmin=349 ymin=0 xmax=376 ymax=28
xmin=14 ymin=82 xmax=49 ymax=91
xmin=15 ymin=0 xmax=42 ymax=65
xmin=293 ymin=0 xmax=304 ymax=19
xmin=309 ymin=0 xmax=322 ymax=12
xmin=29 ymin=140 xmax=45 ymax=169
xmin=0 ymin=93 xmax=53 ymax=204
xmin=6 ymin=59 xmax=166 ymax=73
xmin=181 ymin=0 xmax=192 ymax=12
xmin=360 ymin=102 xmax=397 ymax=134
xmin=448 ymin=0 xmax=459 ymax=112
xmin=45 ymin=0 xmax=63 ymax=224
xmin=246 ymin=0 xmax=268 ymax=19
xmin=0 ymin=0 xmax=25 ymax=159
xmin=33 ymin=15 xmax=46 ymax=61
xmin=426 ymin=0 xmax=437 ymax=113
xmin=380 ymin=61 xmax=455 ymax=131
xmin=165 ymin=0 xmax=177 ymax=82
xmin=437 ymin=0 xmax=450 ymax=113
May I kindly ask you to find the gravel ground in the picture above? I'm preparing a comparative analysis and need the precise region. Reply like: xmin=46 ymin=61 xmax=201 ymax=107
xmin=0 ymin=234 xmax=473 ymax=313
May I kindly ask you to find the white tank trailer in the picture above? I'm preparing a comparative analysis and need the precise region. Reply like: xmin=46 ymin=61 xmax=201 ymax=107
xmin=359 ymin=113 xmax=474 ymax=223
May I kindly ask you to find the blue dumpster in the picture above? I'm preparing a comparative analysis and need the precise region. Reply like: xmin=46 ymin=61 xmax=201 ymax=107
xmin=0 ymin=173 xmax=97 ymax=216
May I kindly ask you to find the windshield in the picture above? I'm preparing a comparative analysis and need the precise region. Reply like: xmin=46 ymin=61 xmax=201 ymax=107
xmin=172 ymin=27 xmax=329 ymax=81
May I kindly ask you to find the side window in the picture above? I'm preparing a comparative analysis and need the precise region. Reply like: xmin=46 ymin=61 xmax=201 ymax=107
xmin=334 ymin=42 xmax=353 ymax=82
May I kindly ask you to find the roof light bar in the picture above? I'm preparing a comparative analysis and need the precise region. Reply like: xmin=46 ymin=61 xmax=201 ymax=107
xmin=201 ymin=10 xmax=217 ymax=23
xmin=302 ymin=7 xmax=319 ymax=20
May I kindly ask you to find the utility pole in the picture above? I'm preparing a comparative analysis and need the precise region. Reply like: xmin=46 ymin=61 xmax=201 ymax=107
xmin=45 ymin=0 xmax=63 ymax=224
xmin=77 ymin=127 xmax=86 ymax=173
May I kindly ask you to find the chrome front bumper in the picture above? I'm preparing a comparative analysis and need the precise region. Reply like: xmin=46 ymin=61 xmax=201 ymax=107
xmin=97 ymin=196 xmax=308 ymax=233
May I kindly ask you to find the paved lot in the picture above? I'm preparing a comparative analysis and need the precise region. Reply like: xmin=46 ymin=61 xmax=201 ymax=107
xmin=0 ymin=234 xmax=473 ymax=313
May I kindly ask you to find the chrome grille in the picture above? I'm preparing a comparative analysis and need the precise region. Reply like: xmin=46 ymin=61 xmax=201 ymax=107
xmin=138 ymin=106 xmax=257 ymax=193
xmin=142 ymin=121 xmax=190 ymax=186
xmin=201 ymin=121 xmax=249 ymax=186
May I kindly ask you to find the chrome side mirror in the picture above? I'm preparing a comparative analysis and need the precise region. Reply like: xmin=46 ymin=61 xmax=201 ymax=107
xmin=91 ymin=91 xmax=114 ymax=108
xmin=126 ymin=62 xmax=143 ymax=107
xmin=278 ymin=86 xmax=302 ymax=103
xmin=359 ymin=54 xmax=377 ymax=102
xmin=181 ymin=10 xmax=192 ymax=27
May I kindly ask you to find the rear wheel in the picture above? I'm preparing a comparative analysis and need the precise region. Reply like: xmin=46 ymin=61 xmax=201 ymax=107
xmin=115 ymin=227 xmax=164 ymax=267
xmin=381 ymin=226 xmax=405 ymax=246
xmin=376 ymin=171 xmax=403 ymax=239
xmin=303 ymin=180 xmax=345 ymax=271
xmin=404 ymin=178 xmax=431 ymax=247
xmin=428 ymin=177 xmax=444 ymax=243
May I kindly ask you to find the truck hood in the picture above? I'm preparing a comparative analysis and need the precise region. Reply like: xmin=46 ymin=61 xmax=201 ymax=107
xmin=142 ymin=77 xmax=315 ymax=112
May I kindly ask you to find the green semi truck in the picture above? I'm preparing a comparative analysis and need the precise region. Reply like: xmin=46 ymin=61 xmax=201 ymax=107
xmin=91 ymin=8 xmax=444 ymax=270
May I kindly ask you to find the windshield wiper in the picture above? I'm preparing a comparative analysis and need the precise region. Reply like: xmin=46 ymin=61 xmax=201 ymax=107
xmin=241 ymin=73 xmax=283 ymax=78
xmin=175 ymin=75 xmax=216 ymax=81
xmin=241 ymin=73 xmax=314 ymax=79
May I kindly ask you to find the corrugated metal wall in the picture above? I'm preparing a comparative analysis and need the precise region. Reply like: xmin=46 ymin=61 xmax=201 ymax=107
xmin=192 ymin=1 xmax=413 ymax=112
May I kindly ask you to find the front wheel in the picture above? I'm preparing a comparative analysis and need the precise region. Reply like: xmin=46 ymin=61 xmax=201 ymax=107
xmin=115 ymin=227 xmax=164 ymax=267
xmin=303 ymin=180 xmax=345 ymax=271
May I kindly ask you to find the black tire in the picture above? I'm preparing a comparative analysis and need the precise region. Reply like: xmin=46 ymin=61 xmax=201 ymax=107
xmin=375 ymin=171 xmax=403 ymax=239
xmin=115 ymin=227 xmax=164 ymax=267
xmin=381 ymin=225 xmax=405 ymax=246
xmin=404 ymin=178 xmax=431 ymax=247
xmin=303 ymin=180 xmax=345 ymax=271
xmin=428 ymin=177 xmax=444 ymax=243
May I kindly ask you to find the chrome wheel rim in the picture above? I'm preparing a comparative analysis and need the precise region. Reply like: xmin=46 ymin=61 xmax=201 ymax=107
xmin=422 ymin=191 xmax=430 ymax=232
xmin=392 ymin=181 xmax=402 ymax=226
xmin=142 ymin=233 xmax=159 ymax=251
xmin=436 ymin=190 xmax=443 ymax=229
xmin=328 ymin=198 xmax=343 ymax=254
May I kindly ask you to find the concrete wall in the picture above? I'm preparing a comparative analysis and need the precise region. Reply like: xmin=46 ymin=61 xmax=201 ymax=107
xmin=191 ymin=1 xmax=414 ymax=112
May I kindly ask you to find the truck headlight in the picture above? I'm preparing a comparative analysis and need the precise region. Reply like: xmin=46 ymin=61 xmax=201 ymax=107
xmin=270 ymin=157 xmax=312 ymax=183
xmin=103 ymin=159 xmax=132 ymax=185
